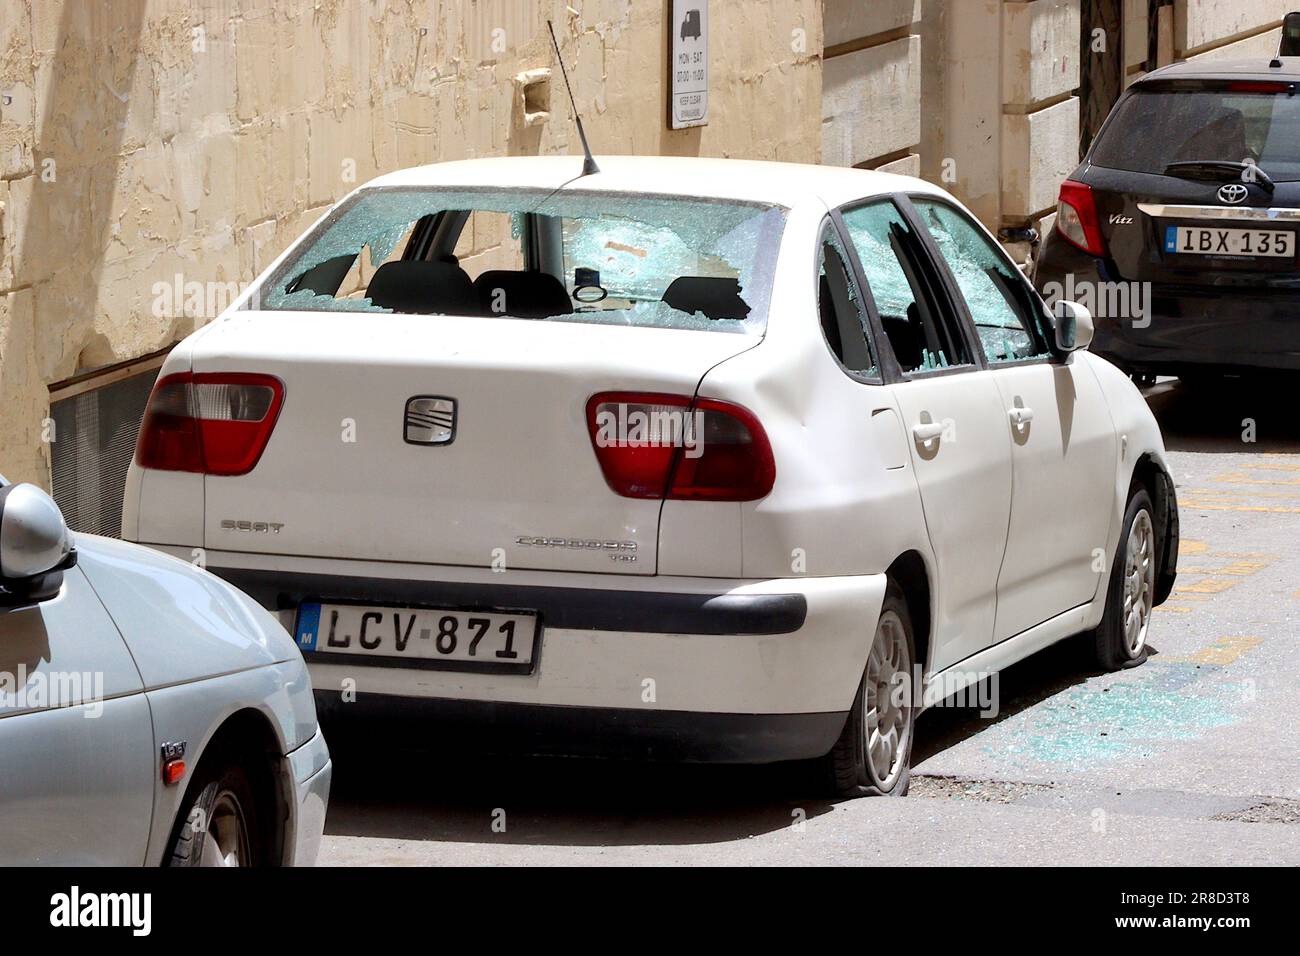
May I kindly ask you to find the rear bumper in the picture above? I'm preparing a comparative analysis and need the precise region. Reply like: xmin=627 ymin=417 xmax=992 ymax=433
xmin=182 ymin=551 xmax=887 ymax=762
xmin=1034 ymin=236 xmax=1300 ymax=373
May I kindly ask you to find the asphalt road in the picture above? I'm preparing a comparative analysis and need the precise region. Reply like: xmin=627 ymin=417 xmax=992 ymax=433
xmin=319 ymin=378 xmax=1300 ymax=866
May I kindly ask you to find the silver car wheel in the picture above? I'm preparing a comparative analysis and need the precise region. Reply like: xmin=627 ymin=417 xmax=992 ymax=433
xmin=863 ymin=609 xmax=913 ymax=790
xmin=1123 ymin=508 xmax=1155 ymax=657
xmin=199 ymin=790 xmax=251 ymax=867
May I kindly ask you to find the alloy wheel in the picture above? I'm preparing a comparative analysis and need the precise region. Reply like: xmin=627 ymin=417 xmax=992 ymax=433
xmin=1123 ymin=508 xmax=1156 ymax=657
xmin=198 ymin=790 xmax=251 ymax=867
xmin=862 ymin=609 xmax=913 ymax=790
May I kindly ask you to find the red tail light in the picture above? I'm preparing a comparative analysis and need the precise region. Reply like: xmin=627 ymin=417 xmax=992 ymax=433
xmin=136 ymin=372 xmax=284 ymax=476
xmin=1055 ymin=179 xmax=1107 ymax=256
xmin=586 ymin=392 xmax=775 ymax=502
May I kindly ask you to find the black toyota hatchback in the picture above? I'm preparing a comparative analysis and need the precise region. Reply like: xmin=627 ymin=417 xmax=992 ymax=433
xmin=1033 ymin=57 xmax=1300 ymax=383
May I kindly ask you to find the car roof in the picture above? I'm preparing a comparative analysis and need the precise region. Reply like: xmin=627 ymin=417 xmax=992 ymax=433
xmin=365 ymin=155 xmax=947 ymax=210
xmin=1136 ymin=56 xmax=1300 ymax=83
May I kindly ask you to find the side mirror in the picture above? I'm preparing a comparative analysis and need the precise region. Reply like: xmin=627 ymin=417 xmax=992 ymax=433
xmin=0 ymin=483 xmax=76 ymax=605
xmin=1053 ymin=299 xmax=1094 ymax=354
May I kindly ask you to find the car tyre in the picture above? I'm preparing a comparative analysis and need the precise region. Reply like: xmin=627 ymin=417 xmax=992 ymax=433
xmin=824 ymin=580 xmax=916 ymax=798
xmin=168 ymin=757 xmax=260 ymax=867
xmin=1092 ymin=487 xmax=1157 ymax=672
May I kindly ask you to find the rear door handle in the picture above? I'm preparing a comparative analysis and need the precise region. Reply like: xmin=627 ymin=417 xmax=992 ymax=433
xmin=1009 ymin=406 xmax=1034 ymax=427
xmin=913 ymin=422 xmax=945 ymax=442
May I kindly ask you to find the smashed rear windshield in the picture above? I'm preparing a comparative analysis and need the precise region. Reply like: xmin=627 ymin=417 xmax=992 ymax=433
xmin=1091 ymin=84 xmax=1300 ymax=182
xmin=253 ymin=186 xmax=787 ymax=334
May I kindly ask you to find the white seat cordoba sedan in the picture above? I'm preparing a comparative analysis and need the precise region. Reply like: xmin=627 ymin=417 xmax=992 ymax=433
xmin=123 ymin=157 xmax=1177 ymax=796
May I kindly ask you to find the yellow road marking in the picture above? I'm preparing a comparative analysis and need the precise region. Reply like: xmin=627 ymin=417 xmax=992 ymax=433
xmin=1241 ymin=460 xmax=1300 ymax=471
xmin=1184 ymin=488 xmax=1300 ymax=501
xmin=1165 ymin=541 xmax=1275 ymax=610
xmin=1176 ymin=562 xmax=1264 ymax=576
xmin=1217 ymin=561 xmax=1270 ymax=576
xmin=1175 ymin=577 xmax=1239 ymax=594
xmin=1180 ymin=498 xmax=1300 ymax=515
xmin=1161 ymin=636 xmax=1263 ymax=666
xmin=1212 ymin=471 xmax=1300 ymax=486
xmin=1221 ymin=471 xmax=1300 ymax=483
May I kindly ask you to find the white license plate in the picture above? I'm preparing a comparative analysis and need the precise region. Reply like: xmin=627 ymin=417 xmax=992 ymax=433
xmin=296 ymin=602 xmax=538 ymax=670
xmin=1165 ymin=225 xmax=1294 ymax=258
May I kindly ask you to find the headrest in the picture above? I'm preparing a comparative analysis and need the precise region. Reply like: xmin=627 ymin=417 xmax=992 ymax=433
xmin=473 ymin=270 xmax=573 ymax=318
xmin=366 ymin=260 xmax=477 ymax=315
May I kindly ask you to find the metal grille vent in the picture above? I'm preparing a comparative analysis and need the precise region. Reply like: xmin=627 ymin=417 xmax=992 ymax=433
xmin=50 ymin=368 xmax=159 ymax=537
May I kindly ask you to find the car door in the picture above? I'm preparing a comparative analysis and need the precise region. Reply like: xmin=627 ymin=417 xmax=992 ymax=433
xmin=838 ymin=199 xmax=1014 ymax=672
xmin=911 ymin=197 xmax=1118 ymax=642
xmin=0 ymin=563 xmax=155 ymax=864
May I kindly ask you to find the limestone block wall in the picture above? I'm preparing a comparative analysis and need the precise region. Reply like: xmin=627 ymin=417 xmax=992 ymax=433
xmin=0 ymin=0 xmax=821 ymax=489
xmin=1000 ymin=0 xmax=1081 ymax=232
xmin=1178 ymin=0 xmax=1291 ymax=59
xmin=1127 ymin=0 xmax=1291 ymax=85
xmin=821 ymin=0 xmax=922 ymax=175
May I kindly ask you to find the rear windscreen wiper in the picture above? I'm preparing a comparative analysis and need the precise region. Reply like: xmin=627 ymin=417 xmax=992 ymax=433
xmin=1162 ymin=160 xmax=1276 ymax=194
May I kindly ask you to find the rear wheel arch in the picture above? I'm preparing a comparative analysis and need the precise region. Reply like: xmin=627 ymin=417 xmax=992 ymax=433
xmin=173 ymin=708 xmax=291 ymax=866
xmin=1129 ymin=453 xmax=1178 ymax=605
xmin=885 ymin=551 xmax=931 ymax=678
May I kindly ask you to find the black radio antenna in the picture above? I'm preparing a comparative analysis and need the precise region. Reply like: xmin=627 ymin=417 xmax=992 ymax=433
xmin=547 ymin=19 xmax=599 ymax=177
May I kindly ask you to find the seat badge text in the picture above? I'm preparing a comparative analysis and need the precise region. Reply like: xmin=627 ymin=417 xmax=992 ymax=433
xmin=220 ymin=519 xmax=285 ymax=533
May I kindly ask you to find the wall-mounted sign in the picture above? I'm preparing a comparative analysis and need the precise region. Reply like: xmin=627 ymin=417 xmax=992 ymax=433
xmin=669 ymin=1 xmax=708 ymax=128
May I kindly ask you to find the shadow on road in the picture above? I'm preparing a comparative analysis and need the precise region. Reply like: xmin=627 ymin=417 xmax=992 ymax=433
xmin=1145 ymin=376 xmax=1300 ymax=453
xmin=323 ymin=739 xmax=838 ymax=846
xmin=322 ymin=638 xmax=1111 ymax=847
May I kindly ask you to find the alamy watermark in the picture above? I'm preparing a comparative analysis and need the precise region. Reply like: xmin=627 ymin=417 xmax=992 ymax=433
xmin=50 ymin=886 xmax=150 ymax=936
xmin=1041 ymin=273 xmax=1152 ymax=329
xmin=0 ymin=666 xmax=104 ymax=718
xmin=890 ymin=666 xmax=1000 ymax=718
xmin=151 ymin=273 xmax=251 ymax=321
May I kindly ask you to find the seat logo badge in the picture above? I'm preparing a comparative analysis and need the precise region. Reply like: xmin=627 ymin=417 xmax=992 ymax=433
xmin=405 ymin=396 xmax=457 ymax=446
xmin=1218 ymin=183 xmax=1248 ymax=204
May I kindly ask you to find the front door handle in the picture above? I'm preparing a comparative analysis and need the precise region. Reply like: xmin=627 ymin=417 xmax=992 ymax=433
xmin=1009 ymin=406 xmax=1034 ymax=427
xmin=913 ymin=421 xmax=946 ymax=443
